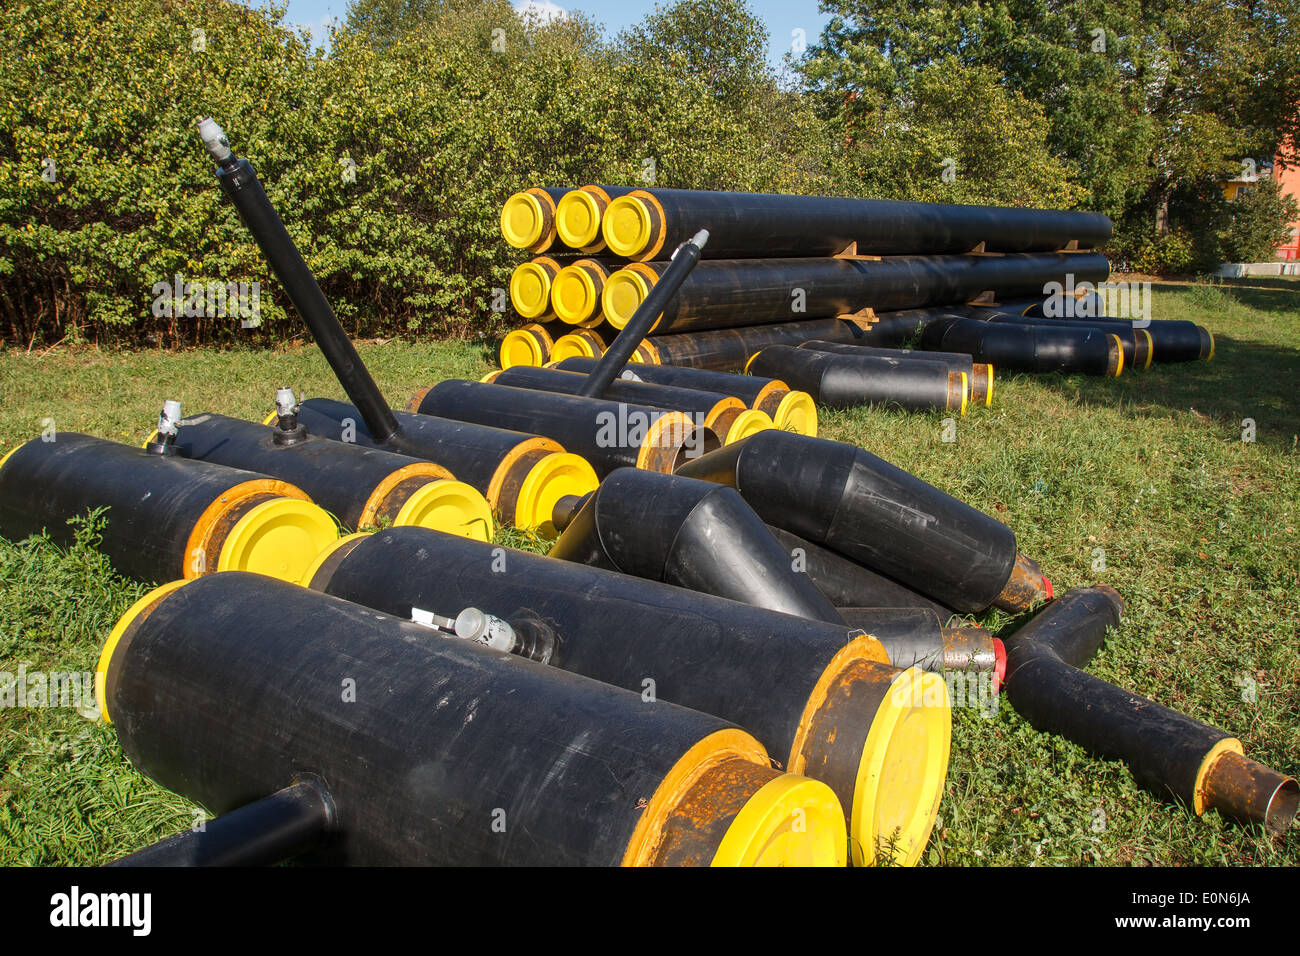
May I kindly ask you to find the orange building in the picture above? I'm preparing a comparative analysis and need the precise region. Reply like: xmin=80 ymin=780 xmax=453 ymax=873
xmin=1276 ymin=157 xmax=1300 ymax=260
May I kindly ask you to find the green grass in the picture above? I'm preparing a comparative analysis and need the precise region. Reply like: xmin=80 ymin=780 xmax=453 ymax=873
xmin=2 ymin=278 xmax=1298 ymax=866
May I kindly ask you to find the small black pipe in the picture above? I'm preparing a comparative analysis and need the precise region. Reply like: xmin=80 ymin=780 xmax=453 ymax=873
xmin=196 ymin=119 xmax=398 ymax=444
xmin=547 ymin=467 xmax=845 ymax=623
xmin=103 ymin=572 xmax=843 ymax=866
xmin=580 ymin=230 xmax=708 ymax=397
xmin=108 ymin=779 xmax=335 ymax=867
xmin=962 ymin=308 xmax=1151 ymax=369
xmin=967 ymin=307 xmax=1213 ymax=363
xmin=554 ymin=357 xmax=792 ymax=417
xmin=409 ymin=380 xmax=719 ymax=476
xmin=677 ymin=430 xmax=1049 ymax=613
xmin=748 ymin=345 xmax=967 ymax=413
xmin=921 ymin=316 xmax=1124 ymax=376
xmin=603 ymin=188 xmax=1112 ymax=261
xmin=1001 ymin=586 xmax=1297 ymax=835
xmin=797 ymin=341 xmax=993 ymax=406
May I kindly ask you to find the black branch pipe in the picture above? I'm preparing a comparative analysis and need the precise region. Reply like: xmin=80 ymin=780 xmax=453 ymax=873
xmin=305 ymin=526 xmax=953 ymax=866
xmin=747 ymin=345 xmax=969 ymax=414
xmin=172 ymin=411 xmax=492 ymax=538
xmin=408 ymin=380 xmax=719 ymax=476
xmin=640 ymin=309 xmax=954 ymax=370
xmin=766 ymin=525 xmax=958 ymax=621
xmin=292 ymin=398 xmax=597 ymax=536
xmin=101 ymin=572 xmax=849 ymax=866
xmin=489 ymin=365 xmax=770 ymax=445
xmin=109 ymin=780 xmax=336 ymax=867
xmin=962 ymin=308 xmax=1152 ymax=370
xmin=677 ymin=430 xmax=1051 ymax=613
xmin=196 ymin=119 xmax=398 ymax=444
xmin=1001 ymin=587 xmax=1298 ymax=835
xmin=600 ymin=187 xmax=1113 ymax=261
xmin=547 ymin=467 xmax=845 ymax=624
xmin=580 ymin=230 xmax=708 ymax=397
xmin=920 ymin=315 xmax=1125 ymax=377
xmin=0 ymin=433 xmax=337 ymax=584
xmin=798 ymin=341 xmax=994 ymax=407
xmin=600 ymin=253 xmax=1110 ymax=334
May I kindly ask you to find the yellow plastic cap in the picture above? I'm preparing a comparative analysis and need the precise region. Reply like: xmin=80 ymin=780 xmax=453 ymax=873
xmin=724 ymin=409 xmax=774 ymax=444
xmin=96 ymin=579 xmax=190 ymax=724
xmin=509 ymin=261 xmax=554 ymax=319
xmin=959 ymin=371 xmax=969 ymax=417
xmin=555 ymin=190 xmax=603 ymax=249
xmin=602 ymin=195 xmax=655 ymax=258
xmin=500 ymin=191 xmax=547 ymax=249
xmin=216 ymin=497 xmax=340 ymax=583
xmin=601 ymin=268 xmax=653 ymax=330
xmin=551 ymin=264 xmax=600 ymax=325
xmin=499 ymin=328 xmax=547 ymax=369
xmin=551 ymin=333 xmax=601 ymax=361
xmin=712 ymin=774 xmax=849 ymax=867
xmin=851 ymin=667 xmax=951 ymax=867
xmin=743 ymin=352 xmax=760 ymax=375
xmin=480 ymin=370 xmax=502 ymax=383
xmin=513 ymin=451 xmax=599 ymax=536
xmin=1206 ymin=330 xmax=1215 ymax=361
xmin=0 ymin=445 xmax=21 ymax=472
xmin=298 ymin=531 xmax=370 ymax=589
xmin=774 ymin=391 xmax=818 ymax=437
xmin=985 ymin=366 xmax=995 ymax=406
xmin=1139 ymin=328 xmax=1154 ymax=369
xmin=394 ymin=479 xmax=494 ymax=541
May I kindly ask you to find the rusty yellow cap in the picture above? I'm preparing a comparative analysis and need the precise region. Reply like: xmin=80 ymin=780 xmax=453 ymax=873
xmin=774 ymin=391 xmax=818 ymax=436
xmin=393 ymin=479 xmax=493 ymax=541
xmin=555 ymin=189 xmax=604 ymax=249
xmin=602 ymin=194 xmax=655 ymax=258
xmin=216 ymin=498 xmax=340 ymax=583
xmin=513 ymin=451 xmax=599 ymax=537
xmin=500 ymin=191 xmax=548 ymax=249
xmin=713 ymin=774 xmax=848 ymax=867
xmin=851 ymin=667 xmax=951 ymax=867
xmin=509 ymin=261 xmax=555 ymax=319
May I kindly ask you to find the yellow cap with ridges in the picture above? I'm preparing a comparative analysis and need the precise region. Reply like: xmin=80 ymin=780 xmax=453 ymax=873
xmin=509 ymin=261 xmax=556 ymax=319
xmin=500 ymin=190 xmax=549 ymax=249
xmin=984 ymin=366 xmax=995 ymax=406
xmin=551 ymin=263 xmax=602 ymax=325
xmin=96 ymin=578 xmax=191 ymax=723
xmin=958 ymin=371 xmax=969 ymax=417
xmin=513 ymin=451 xmax=599 ymax=536
xmin=393 ymin=479 xmax=494 ymax=541
xmin=499 ymin=327 xmax=551 ymax=369
xmin=851 ymin=667 xmax=951 ymax=867
xmin=555 ymin=189 xmax=604 ymax=249
xmin=602 ymin=194 xmax=656 ymax=258
xmin=773 ymin=391 xmax=818 ymax=437
xmin=550 ymin=331 xmax=604 ymax=361
xmin=602 ymin=268 xmax=654 ymax=330
xmin=712 ymin=774 xmax=848 ymax=867
xmin=724 ymin=409 xmax=774 ymax=444
xmin=216 ymin=498 xmax=340 ymax=583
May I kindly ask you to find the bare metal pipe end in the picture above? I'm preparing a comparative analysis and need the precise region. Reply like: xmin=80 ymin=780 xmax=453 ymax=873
xmin=195 ymin=117 xmax=233 ymax=163
xmin=1203 ymin=750 xmax=1299 ymax=836
xmin=992 ymin=552 xmax=1051 ymax=612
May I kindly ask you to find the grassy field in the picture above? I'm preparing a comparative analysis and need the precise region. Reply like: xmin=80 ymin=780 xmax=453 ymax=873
xmin=1 ymin=276 xmax=1297 ymax=866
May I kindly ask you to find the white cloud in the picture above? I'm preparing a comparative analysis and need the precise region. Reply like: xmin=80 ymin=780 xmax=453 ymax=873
xmin=514 ymin=0 xmax=567 ymax=24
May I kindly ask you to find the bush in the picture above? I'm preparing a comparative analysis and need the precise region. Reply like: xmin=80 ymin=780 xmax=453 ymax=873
xmin=1216 ymin=177 xmax=1298 ymax=263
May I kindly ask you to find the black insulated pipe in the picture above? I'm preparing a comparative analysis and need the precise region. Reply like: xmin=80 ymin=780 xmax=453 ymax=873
xmin=101 ymin=572 xmax=848 ymax=866
xmin=798 ymin=341 xmax=994 ymax=407
xmin=962 ymin=308 xmax=1151 ymax=370
xmin=1001 ymin=587 xmax=1297 ymax=834
xmin=601 ymin=188 xmax=1113 ymax=261
xmin=553 ymin=357 xmax=792 ymax=418
xmin=408 ymin=380 xmax=719 ymax=476
xmin=748 ymin=345 xmax=968 ymax=414
xmin=970 ymin=307 xmax=1214 ymax=363
xmin=580 ymin=229 xmax=707 ymax=397
xmin=921 ymin=315 xmax=1125 ymax=377
xmin=837 ymin=607 xmax=1002 ymax=684
xmin=109 ymin=779 xmax=336 ymax=867
xmin=196 ymin=118 xmax=398 ymax=444
xmin=547 ymin=468 xmax=845 ymax=624
xmin=601 ymin=253 xmax=1110 ymax=334
xmin=677 ymin=430 xmax=1050 ymax=613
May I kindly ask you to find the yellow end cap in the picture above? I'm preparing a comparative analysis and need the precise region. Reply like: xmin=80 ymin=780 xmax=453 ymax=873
xmin=481 ymin=370 xmax=502 ymax=383
xmin=0 ymin=445 xmax=22 ymax=471
xmin=499 ymin=328 xmax=548 ymax=369
xmin=555 ymin=190 xmax=603 ymax=249
xmin=298 ymin=531 xmax=371 ymax=588
xmin=551 ymin=333 xmax=601 ymax=361
xmin=513 ymin=451 xmax=599 ymax=537
xmin=724 ymin=409 xmax=774 ymax=444
xmin=851 ymin=667 xmax=951 ymax=867
xmin=602 ymin=195 xmax=654 ymax=258
xmin=509 ymin=261 xmax=554 ymax=319
xmin=601 ymin=268 xmax=652 ymax=330
xmin=712 ymin=774 xmax=849 ymax=867
xmin=394 ymin=479 xmax=494 ymax=541
xmin=985 ymin=366 xmax=995 ymax=407
xmin=959 ymin=371 xmax=969 ymax=417
xmin=1193 ymin=737 xmax=1244 ymax=814
xmin=743 ymin=352 xmax=760 ymax=375
xmin=96 ymin=579 xmax=190 ymax=724
xmin=500 ymin=191 xmax=546 ymax=249
xmin=551 ymin=265 xmax=600 ymax=325
xmin=1139 ymin=328 xmax=1154 ymax=369
xmin=216 ymin=498 xmax=340 ymax=583
xmin=1110 ymin=333 xmax=1125 ymax=376
xmin=1206 ymin=330 xmax=1215 ymax=361
xmin=774 ymin=391 xmax=818 ymax=436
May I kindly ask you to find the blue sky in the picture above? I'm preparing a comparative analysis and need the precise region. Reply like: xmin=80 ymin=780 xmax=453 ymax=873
xmin=265 ymin=0 xmax=832 ymax=73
